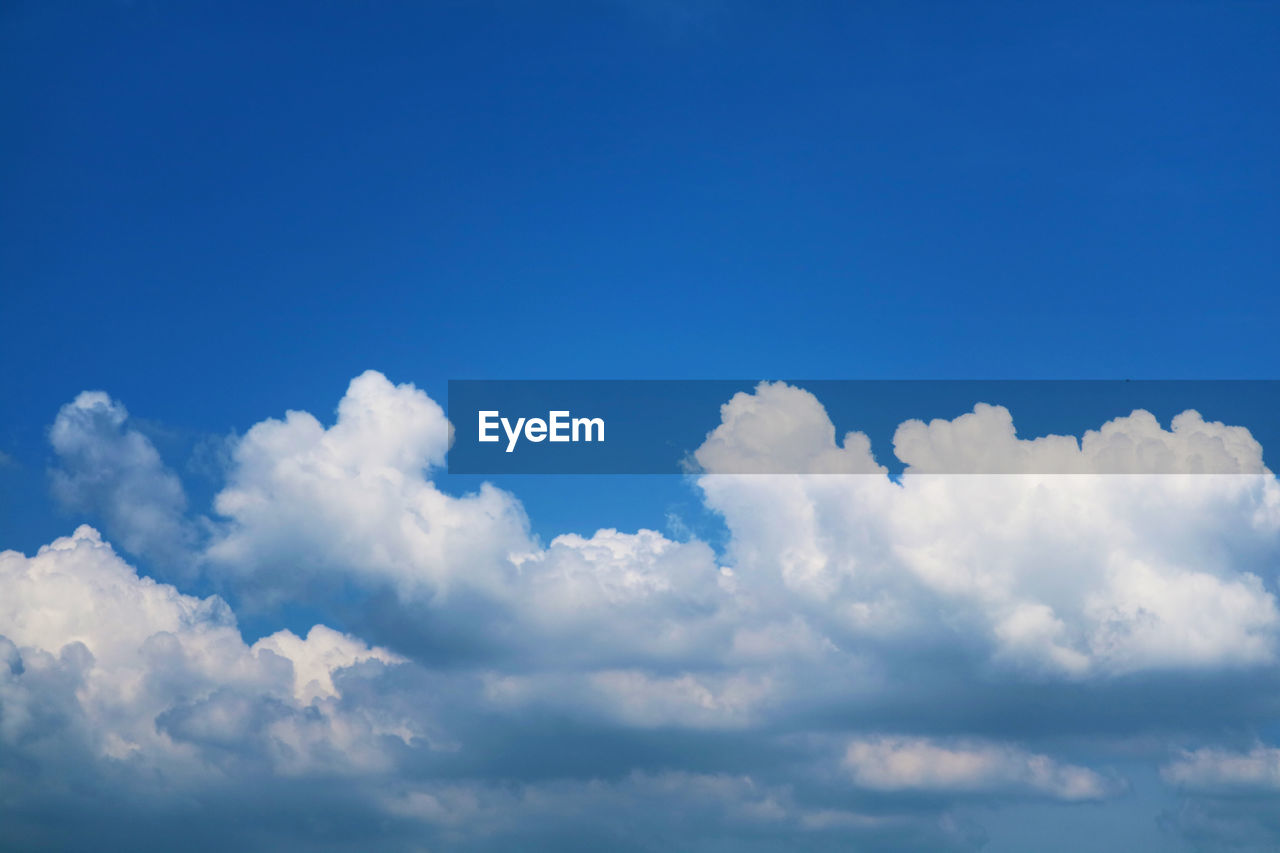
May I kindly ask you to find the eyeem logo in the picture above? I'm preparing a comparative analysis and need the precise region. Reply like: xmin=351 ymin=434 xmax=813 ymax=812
xmin=478 ymin=410 xmax=605 ymax=452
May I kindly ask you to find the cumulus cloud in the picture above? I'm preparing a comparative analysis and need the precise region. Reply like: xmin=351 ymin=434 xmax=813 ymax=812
xmin=13 ymin=373 xmax=1280 ymax=850
xmin=0 ymin=526 xmax=414 ymax=777
xmin=512 ymin=528 xmax=730 ymax=665
xmin=0 ymin=527 xmax=991 ymax=851
xmin=49 ymin=391 xmax=195 ymax=567
xmin=698 ymin=389 xmax=1280 ymax=677
xmin=894 ymin=403 xmax=1267 ymax=474
xmin=206 ymin=370 xmax=530 ymax=603
xmin=205 ymin=374 xmax=734 ymax=672
xmin=694 ymin=382 xmax=886 ymax=474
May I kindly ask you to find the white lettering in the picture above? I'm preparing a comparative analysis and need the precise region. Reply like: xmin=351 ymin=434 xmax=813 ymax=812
xmin=502 ymin=416 xmax=525 ymax=453
xmin=478 ymin=411 xmax=500 ymax=443
xmin=549 ymin=411 xmax=570 ymax=442
xmin=573 ymin=417 xmax=605 ymax=442
xmin=480 ymin=411 xmax=605 ymax=452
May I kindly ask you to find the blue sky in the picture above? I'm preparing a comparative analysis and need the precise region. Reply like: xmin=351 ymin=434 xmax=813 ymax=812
xmin=4 ymin=0 xmax=1277 ymax=549
xmin=3 ymin=2 xmax=1280 ymax=851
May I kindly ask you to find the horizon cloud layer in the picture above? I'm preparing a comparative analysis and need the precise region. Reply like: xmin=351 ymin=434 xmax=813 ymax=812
xmin=4 ymin=373 xmax=1280 ymax=851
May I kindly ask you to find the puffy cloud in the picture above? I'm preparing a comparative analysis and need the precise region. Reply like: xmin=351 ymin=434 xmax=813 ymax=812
xmin=512 ymin=528 xmax=730 ymax=665
xmin=15 ymin=373 xmax=1280 ymax=850
xmin=894 ymin=404 xmax=1267 ymax=474
xmin=844 ymin=736 xmax=1116 ymax=800
xmin=697 ymin=387 xmax=1280 ymax=677
xmin=694 ymin=382 xmax=885 ymax=474
xmin=0 ymin=526 xmax=413 ymax=777
xmin=207 ymin=375 xmax=733 ymax=670
xmin=254 ymin=624 xmax=404 ymax=704
xmin=49 ymin=391 xmax=194 ymax=566
xmin=206 ymin=370 xmax=531 ymax=602
xmin=0 ymin=527 xmax=992 ymax=851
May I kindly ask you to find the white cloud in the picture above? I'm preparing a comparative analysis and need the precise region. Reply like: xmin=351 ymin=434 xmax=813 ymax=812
xmin=195 ymin=376 xmax=1280 ymax=682
xmin=844 ymin=736 xmax=1115 ymax=800
xmin=254 ymin=624 xmax=404 ymax=704
xmin=19 ymin=373 xmax=1280 ymax=850
xmin=513 ymin=528 xmax=730 ymax=663
xmin=0 ymin=525 xmax=412 ymax=775
xmin=483 ymin=668 xmax=774 ymax=729
xmin=43 ymin=375 xmax=1280 ymax=696
xmin=893 ymin=404 xmax=1268 ymax=475
xmin=50 ymin=391 xmax=194 ymax=566
xmin=1162 ymin=745 xmax=1280 ymax=791
xmin=206 ymin=370 xmax=531 ymax=602
xmin=207 ymin=375 xmax=734 ymax=669
xmin=694 ymin=382 xmax=885 ymax=474
xmin=697 ymin=386 xmax=1280 ymax=677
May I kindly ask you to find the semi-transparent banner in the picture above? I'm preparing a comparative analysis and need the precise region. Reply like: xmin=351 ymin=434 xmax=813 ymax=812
xmin=446 ymin=380 xmax=1279 ymax=475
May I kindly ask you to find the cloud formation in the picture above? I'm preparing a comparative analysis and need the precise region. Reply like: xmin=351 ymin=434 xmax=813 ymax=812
xmin=844 ymin=736 xmax=1115 ymax=800
xmin=207 ymin=370 xmax=528 ymax=602
xmin=699 ymin=384 xmax=1280 ymax=678
xmin=1163 ymin=745 xmax=1280 ymax=792
xmin=50 ymin=391 xmax=195 ymax=567
xmin=894 ymin=403 xmax=1266 ymax=474
xmin=694 ymin=382 xmax=886 ymax=474
xmin=0 ymin=526 xmax=411 ymax=775
xmin=8 ymin=373 xmax=1280 ymax=851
